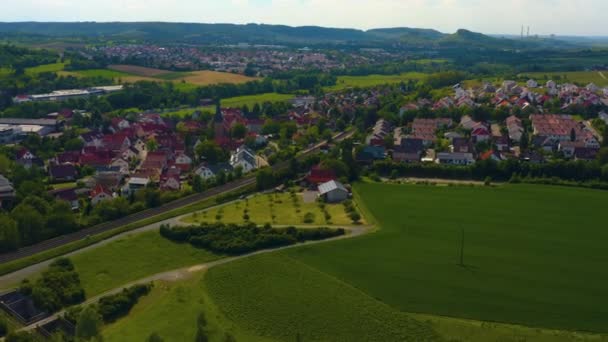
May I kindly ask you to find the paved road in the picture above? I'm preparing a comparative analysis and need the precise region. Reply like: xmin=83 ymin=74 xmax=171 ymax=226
xmin=21 ymin=224 xmax=372 ymax=331
xmin=0 ymin=129 xmax=354 ymax=266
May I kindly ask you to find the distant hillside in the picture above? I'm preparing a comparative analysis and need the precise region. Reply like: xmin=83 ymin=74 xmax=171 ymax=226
xmin=0 ymin=22 xmax=566 ymax=49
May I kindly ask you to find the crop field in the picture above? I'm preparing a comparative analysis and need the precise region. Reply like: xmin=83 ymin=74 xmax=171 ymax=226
xmin=519 ymin=70 xmax=608 ymax=87
xmin=204 ymin=253 xmax=440 ymax=342
xmin=199 ymin=183 xmax=608 ymax=341
xmin=181 ymin=192 xmax=355 ymax=226
xmin=326 ymin=72 xmax=428 ymax=91
xmin=71 ymin=231 xmax=221 ymax=297
xmin=283 ymin=183 xmax=608 ymax=332
xmin=108 ymin=64 xmax=258 ymax=86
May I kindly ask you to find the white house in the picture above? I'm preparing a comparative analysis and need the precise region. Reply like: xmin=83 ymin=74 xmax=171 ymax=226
xmin=90 ymin=185 xmax=113 ymax=206
xmin=436 ymin=152 xmax=475 ymax=165
xmin=526 ymin=79 xmax=538 ymax=88
xmin=546 ymin=80 xmax=557 ymax=89
xmin=194 ymin=163 xmax=233 ymax=180
xmin=318 ymin=180 xmax=349 ymax=203
xmin=599 ymin=111 xmax=608 ymax=125
xmin=230 ymin=146 xmax=258 ymax=173
xmin=110 ymin=158 xmax=130 ymax=175
xmin=586 ymin=83 xmax=600 ymax=93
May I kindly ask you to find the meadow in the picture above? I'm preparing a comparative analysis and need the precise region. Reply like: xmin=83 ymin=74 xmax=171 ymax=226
xmin=103 ymin=274 xmax=270 ymax=342
xmin=71 ymin=231 xmax=221 ymax=297
xmin=519 ymin=70 xmax=608 ymax=87
xmin=181 ymin=192 xmax=355 ymax=226
xmin=220 ymin=93 xmax=295 ymax=108
xmin=325 ymin=72 xmax=428 ymax=91
xmin=203 ymin=183 xmax=608 ymax=338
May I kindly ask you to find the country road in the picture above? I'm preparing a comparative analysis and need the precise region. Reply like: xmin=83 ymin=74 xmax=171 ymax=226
xmin=20 ymin=224 xmax=373 ymax=331
xmin=0 ymin=128 xmax=355 ymax=267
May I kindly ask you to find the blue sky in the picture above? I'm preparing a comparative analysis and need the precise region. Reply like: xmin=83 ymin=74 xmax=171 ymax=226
xmin=2 ymin=0 xmax=607 ymax=36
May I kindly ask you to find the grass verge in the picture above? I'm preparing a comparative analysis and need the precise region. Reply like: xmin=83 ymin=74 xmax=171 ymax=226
xmin=0 ymin=184 xmax=254 ymax=277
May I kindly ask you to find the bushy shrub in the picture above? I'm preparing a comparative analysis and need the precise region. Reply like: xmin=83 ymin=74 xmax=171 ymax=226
xmin=160 ymin=223 xmax=345 ymax=255
xmin=97 ymin=283 xmax=152 ymax=323
xmin=20 ymin=258 xmax=85 ymax=313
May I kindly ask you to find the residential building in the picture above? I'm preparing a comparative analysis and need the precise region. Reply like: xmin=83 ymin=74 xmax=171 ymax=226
xmin=0 ymin=175 xmax=16 ymax=208
xmin=436 ymin=152 xmax=475 ymax=165
xmin=318 ymin=180 xmax=349 ymax=203
xmin=90 ymin=184 xmax=113 ymax=206
xmin=49 ymin=164 xmax=78 ymax=182
xmin=230 ymin=146 xmax=258 ymax=173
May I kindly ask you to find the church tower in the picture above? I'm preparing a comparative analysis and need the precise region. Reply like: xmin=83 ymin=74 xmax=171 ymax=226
xmin=214 ymin=100 xmax=225 ymax=139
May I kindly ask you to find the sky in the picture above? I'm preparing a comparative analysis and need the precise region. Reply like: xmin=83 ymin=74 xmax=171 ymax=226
xmin=1 ymin=0 xmax=607 ymax=36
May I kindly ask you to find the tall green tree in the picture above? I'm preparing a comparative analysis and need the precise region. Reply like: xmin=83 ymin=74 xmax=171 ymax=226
xmin=75 ymin=307 xmax=103 ymax=342
xmin=11 ymin=203 xmax=45 ymax=245
xmin=0 ymin=213 xmax=19 ymax=252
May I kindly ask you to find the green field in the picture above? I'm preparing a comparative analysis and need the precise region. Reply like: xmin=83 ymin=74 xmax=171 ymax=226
xmin=24 ymin=62 xmax=66 ymax=75
xmin=520 ymin=70 xmax=608 ymax=87
xmin=181 ymin=192 xmax=355 ymax=226
xmin=205 ymin=254 xmax=439 ymax=342
xmin=61 ymin=68 xmax=133 ymax=78
xmin=71 ymin=231 xmax=221 ymax=297
xmin=221 ymin=93 xmax=295 ymax=108
xmin=202 ymin=183 xmax=608 ymax=340
xmin=286 ymin=183 xmax=608 ymax=332
xmin=326 ymin=72 xmax=428 ymax=91
xmin=103 ymin=274 xmax=269 ymax=342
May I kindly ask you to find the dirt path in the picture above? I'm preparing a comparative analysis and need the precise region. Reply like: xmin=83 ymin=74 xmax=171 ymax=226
xmin=599 ymin=71 xmax=607 ymax=80
xmin=21 ymin=224 xmax=373 ymax=331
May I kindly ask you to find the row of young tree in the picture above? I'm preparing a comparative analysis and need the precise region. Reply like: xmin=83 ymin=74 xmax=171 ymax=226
xmin=160 ymin=223 xmax=345 ymax=255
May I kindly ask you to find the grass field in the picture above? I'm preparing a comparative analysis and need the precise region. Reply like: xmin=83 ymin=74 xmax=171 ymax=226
xmin=59 ymin=69 xmax=132 ymax=79
xmin=103 ymin=274 xmax=269 ymax=342
xmin=181 ymin=192 xmax=355 ymax=226
xmin=326 ymin=72 xmax=428 ymax=91
xmin=220 ymin=93 xmax=294 ymax=108
xmin=24 ymin=62 xmax=65 ymax=75
xmin=519 ymin=70 xmax=608 ymax=87
xmin=71 ymin=231 xmax=221 ymax=297
xmin=284 ymin=183 xmax=608 ymax=332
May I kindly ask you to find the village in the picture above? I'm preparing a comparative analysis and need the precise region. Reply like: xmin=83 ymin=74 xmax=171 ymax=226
xmin=363 ymin=79 xmax=608 ymax=166
xmin=1 ymin=77 xmax=608 ymax=213
xmin=90 ymin=44 xmax=378 ymax=75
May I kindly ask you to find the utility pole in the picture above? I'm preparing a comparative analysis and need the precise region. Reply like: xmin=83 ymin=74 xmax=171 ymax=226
xmin=459 ymin=228 xmax=465 ymax=267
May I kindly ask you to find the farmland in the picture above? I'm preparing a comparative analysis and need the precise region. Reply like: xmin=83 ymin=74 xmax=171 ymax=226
xmin=284 ymin=183 xmax=608 ymax=332
xmin=204 ymin=253 xmax=440 ymax=342
xmin=181 ymin=192 xmax=355 ymax=226
xmin=201 ymin=183 xmax=608 ymax=341
xmin=519 ymin=70 xmax=608 ymax=87
xmin=325 ymin=72 xmax=428 ymax=91
xmin=107 ymin=64 xmax=259 ymax=86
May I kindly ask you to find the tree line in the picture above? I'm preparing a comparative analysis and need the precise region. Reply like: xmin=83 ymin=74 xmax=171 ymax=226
xmin=160 ymin=223 xmax=345 ymax=255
